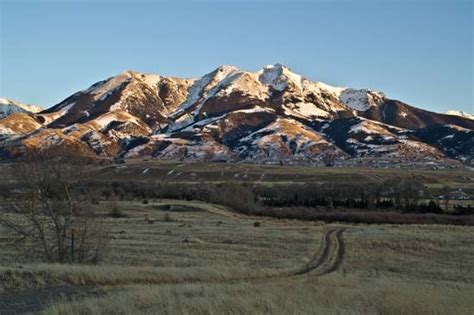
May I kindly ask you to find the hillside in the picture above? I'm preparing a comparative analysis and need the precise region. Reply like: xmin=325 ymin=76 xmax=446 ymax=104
xmin=0 ymin=64 xmax=472 ymax=165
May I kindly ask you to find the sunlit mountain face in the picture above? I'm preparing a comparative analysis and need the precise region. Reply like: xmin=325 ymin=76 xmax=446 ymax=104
xmin=1 ymin=64 xmax=473 ymax=165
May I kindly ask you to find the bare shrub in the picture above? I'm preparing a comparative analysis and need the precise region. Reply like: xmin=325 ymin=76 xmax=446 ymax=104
xmin=108 ymin=203 xmax=126 ymax=218
xmin=163 ymin=213 xmax=173 ymax=222
xmin=144 ymin=215 xmax=155 ymax=224
xmin=442 ymin=185 xmax=452 ymax=212
xmin=0 ymin=150 xmax=110 ymax=264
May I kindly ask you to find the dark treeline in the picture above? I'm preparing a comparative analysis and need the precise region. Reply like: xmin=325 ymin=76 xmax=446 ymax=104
xmin=99 ymin=181 xmax=258 ymax=214
xmin=254 ymin=181 xmax=458 ymax=214
xmin=452 ymin=204 xmax=474 ymax=215
xmin=3 ymin=177 xmax=473 ymax=226
xmin=249 ymin=207 xmax=473 ymax=226
xmin=89 ymin=179 xmax=474 ymax=216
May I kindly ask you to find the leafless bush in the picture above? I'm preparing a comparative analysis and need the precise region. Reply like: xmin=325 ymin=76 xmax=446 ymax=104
xmin=163 ymin=213 xmax=173 ymax=222
xmin=0 ymin=150 xmax=110 ymax=264
xmin=108 ymin=203 xmax=126 ymax=218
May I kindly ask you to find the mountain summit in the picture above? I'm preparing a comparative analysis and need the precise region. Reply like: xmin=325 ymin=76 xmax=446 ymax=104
xmin=1 ymin=64 xmax=473 ymax=165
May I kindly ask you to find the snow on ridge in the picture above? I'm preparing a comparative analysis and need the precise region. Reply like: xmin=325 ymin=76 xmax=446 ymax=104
xmin=312 ymin=82 xmax=346 ymax=96
xmin=445 ymin=110 xmax=474 ymax=120
xmin=171 ymin=65 xmax=240 ymax=118
xmin=215 ymin=71 xmax=268 ymax=101
xmin=0 ymin=98 xmax=42 ymax=118
xmin=61 ymin=65 xmax=387 ymax=122
xmin=83 ymin=72 xmax=133 ymax=103
xmin=306 ymin=81 xmax=385 ymax=111
xmin=190 ymin=71 xmax=244 ymax=117
xmin=257 ymin=63 xmax=304 ymax=91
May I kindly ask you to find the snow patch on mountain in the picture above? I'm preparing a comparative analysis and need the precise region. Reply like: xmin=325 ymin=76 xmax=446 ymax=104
xmin=444 ymin=124 xmax=472 ymax=133
xmin=0 ymin=125 xmax=14 ymax=135
xmin=142 ymin=73 xmax=162 ymax=88
xmin=283 ymin=103 xmax=330 ymax=119
xmin=91 ymin=112 xmax=149 ymax=132
xmin=339 ymin=89 xmax=385 ymax=111
xmin=446 ymin=110 xmax=474 ymax=120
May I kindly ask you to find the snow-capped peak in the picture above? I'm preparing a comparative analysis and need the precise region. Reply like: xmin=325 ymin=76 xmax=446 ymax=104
xmin=1 ymin=64 xmax=473 ymax=165
xmin=0 ymin=98 xmax=42 ymax=119
xmin=171 ymin=65 xmax=240 ymax=118
xmin=445 ymin=110 xmax=474 ymax=120
xmin=214 ymin=65 xmax=240 ymax=73
xmin=258 ymin=63 xmax=304 ymax=91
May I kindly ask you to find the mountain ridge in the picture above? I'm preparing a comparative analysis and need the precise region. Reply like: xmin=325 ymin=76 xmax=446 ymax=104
xmin=1 ymin=64 xmax=472 ymax=166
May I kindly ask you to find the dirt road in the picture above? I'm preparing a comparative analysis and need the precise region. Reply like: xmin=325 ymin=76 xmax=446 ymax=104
xmin=290 ymin=227 xmax=347 ymax=277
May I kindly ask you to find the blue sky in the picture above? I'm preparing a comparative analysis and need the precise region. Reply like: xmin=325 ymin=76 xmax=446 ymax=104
xmin=0 ymin=0 xmax=472 ymax=114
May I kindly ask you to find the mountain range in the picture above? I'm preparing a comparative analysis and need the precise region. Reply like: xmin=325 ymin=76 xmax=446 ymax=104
xmin=1 ymin=64 xmax=473 ymax=166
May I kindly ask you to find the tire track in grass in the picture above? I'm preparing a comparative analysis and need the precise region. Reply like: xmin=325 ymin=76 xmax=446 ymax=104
xmin=157 ymin=201 xmax=348 ymax=278
xmin=285 ymin=227 xmax=347 ymax=277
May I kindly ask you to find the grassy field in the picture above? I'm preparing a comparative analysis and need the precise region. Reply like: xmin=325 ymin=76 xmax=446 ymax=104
xmin=1 ymin=199 xmax=473 ymax=314
xmin=93 ymin=159 xmax=474 ymax=190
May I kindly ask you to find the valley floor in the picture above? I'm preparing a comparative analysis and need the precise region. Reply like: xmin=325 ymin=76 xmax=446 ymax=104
xmin=1 ymin=200 xmax=473 ymax=314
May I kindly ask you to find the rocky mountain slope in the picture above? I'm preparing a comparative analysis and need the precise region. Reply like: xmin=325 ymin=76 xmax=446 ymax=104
xmin=1 ymin=64 xmax=473 ymax=165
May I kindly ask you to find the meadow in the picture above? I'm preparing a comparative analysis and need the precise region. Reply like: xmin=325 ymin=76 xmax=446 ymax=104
xmin=0 ymin=161 xmax=473 ymax=314
xmin=1 ymin=198 xmax=473 ymax=314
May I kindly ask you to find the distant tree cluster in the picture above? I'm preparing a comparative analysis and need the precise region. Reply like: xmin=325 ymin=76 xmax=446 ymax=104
xmin=254 ymin=179 xmax=443 ymax=213
xmin=93 ymin=178 xmax=467 ymax=215
xmin=99 ymin=180 xmax=259 ymax=214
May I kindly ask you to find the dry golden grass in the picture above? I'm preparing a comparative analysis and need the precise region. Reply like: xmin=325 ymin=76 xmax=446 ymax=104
xmin=1 ymin=199 xmax=473 ymax=314
xmin=45 ymin=275 xmax=473 ymax=315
